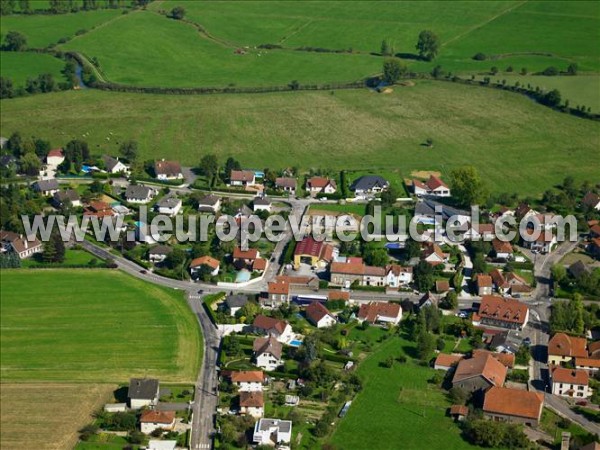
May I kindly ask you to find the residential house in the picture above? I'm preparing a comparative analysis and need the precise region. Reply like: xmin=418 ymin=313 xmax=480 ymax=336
xmin=275 ymin=177 xmax=296 ymax=195
xmin=275 ymin=275 xmax=320 ymax=291
xmin=253 ymin=336 xmax=283 ymax=371
xmin=357 ymin=302 xmax=402 ymax=325
xmin=474 ymin=274 xmax=493 ymax=296
xmin=140 ymin=410 xmax=175 ymax=434
xmin=413 ymin=199 xmax=470 ymax=226
xmin=515 ymin=203 xmax=538 ymax=220
xmin=551 ymin=366 xmax=591 ymax=398
xmin=233 ymin=247 xmax=259 ymax=269
xmin=253 ymin=418 xmax=292 ymax=446
xmin=253 ymin=196 xmax=272 ymax=212
xmin=156 ymin=195 xmax=182 ymax=216
xmin=52 ymin=189 xmax=81 ymax=208
xmin=252 ymin=257 xmax=267 ymax=273
xmin=265 ymin=279 xmax=290 ymax=307
xmin=588 ymin=238 xmax=600 ymax=260
xmin=569 ymin=260 xmax=591 ymax=279
xmin=547 ymin=333 xmax=588 ymax=365
xmin=483 ymin=386 xmax=544 ymax=427
xmin=418 ymin=292 xmax=440 ymax=310
xmin=589 ymin=341 xmax=600 ymax=358
xmin=125 ymin=185 xmax=155 ymax=204
xmin=435 ymin=280 xmax=450 ymax=294
xmin=434 ymin=353 xmax=464 ymax=371
xmin=197 ymin=194 xmax=221 ymax=213
xmin=466 ymin=223 xmax=495 ymax=241
xmin=102 ymin=155 xmax=129 ymax=175
xmin=224 ymin=294 xmax=248 ymax=316
xmin=305 ymin=301 xmax=336 ymax=328
xmin=350 ymin=175 xmax=389 ymax=198
xmin=472 ymin=296 xmax=529 ymax=330
xmin=575 ymin=358 xmax=600 ymax=374
xmin=411 ymin=175 xmax=451 ymax=197
xmin=240 ymin=391 xmax=264 ymax=418
xmin=189 ymin=255 xmax=220 ymax=277
xmin=521 ymin=229 xmax=557 ymax=254
xmin=422 ymin=242 xmax=449 ymax=267
xmin=154 ymin=160 xmax=183 ymax=180
xmin=582 ymin=192 xmax=600 ymax=211
xmin=293 ymin=236 xmax=334 ymax=269
xmin=46 ymin=148 xmax=65 ymax=167
xmin=33 ymin=178 xmax=59 ymax=196
xmin=305 ymin=176 xmax=337 ymax=195
xmin=472 ymin=349 xmax=515 ymax=369
xmin=128 ymin=378 xmax=159 ymax=409
xmin=489 ymin=269 xmax=531 ymax=296
xmin=491 ymin=239 xmax=513 ymax=260
xmin=148 ymin=244 xmax=173 ymax=263
xmin=489 ymin=330 xmax=522 ymax=354
xmin=386 ymin=264 xmax=413 ymax=287
xmin=230 ymin=370 xmax=264 ymax=392
xmin=330 ymin=258 xmax=387 ymax=287
xmin=252 ymin=315 xmax=293 ymax=342
xmin=1 ymin=232 xmax=42 ymax=259
xmin=230 ymin=170 xmax=256 ymax=187
xmin=452 ymin=352 xmax=507 ymax=392
xmin=83 ymin=201 xmax=114 ymax=218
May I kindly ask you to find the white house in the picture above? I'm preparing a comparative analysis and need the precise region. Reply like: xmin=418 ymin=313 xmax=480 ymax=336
xmin=1 ymin=232 xmax=43 ymax=259
xmin=305 ymin=302 xmax=337 ymax=328
xmin=253 ymin=418 xmax=292 ymax=446
xmin=140 ymin=410 xmax=175 ymax=434
xmin=350 ymin=175 xmax=389 ymax=198
xmin=53 ymin=189 xmax=81 ymax=208
xmin=522 ymin=229 xmax=557 ymax=254
xmin=46 ymin=148 xmax=65 ymax=167
xmin=198 ymin=194 xmax=221 ymax=213
xmin=253 ymin=315 xmax=294 ymax=343
xmin=230 ymin=170 xmax=256 ymax=186
xmin=148 ymin=245 xmax=173 ymax=263
xmin=305 ymin=176 xmax=337 ymax=195
xmin=253 ymin=196 xmax=272 ymax=212
xmin=230 ymin=370 xmax=264 ymax=392
xmin=154 ymin=160 xmax=183 ymax=180
xmin=357 ymin=302 xmax=402 ymax=325
xmin=224 ymin=294 xmax=248 ymax=316
xmin=33 ymin=179 xmax=60 ymax=196
xmin=128 ymin=378 xmax=159 ymax=409
xmin=189 ymin=255 xmax=220 ymax=277
xmin=275 ymin=177 xmax=297 ymax=195
xmin=102 ymin=155 xmax=130 ymax=175
xmin=551 ymin=366 xmax=591 ymax=398
xmin=411 ymin=175 xmax=451 ymax=197
xmin=240 ymin=391 xmax=264 ymax=418
xmin=156 ymin=195 xmax=182 ymax=216
xmin=582 ymin=192 xmax=600 ymax=211
xmin=125 ymin=185 xmax=155 ymax=204
xmin=253 ymin=336 xmax=283 ymax=371
xmin=385 ymin=264 xmax=413 ymax=287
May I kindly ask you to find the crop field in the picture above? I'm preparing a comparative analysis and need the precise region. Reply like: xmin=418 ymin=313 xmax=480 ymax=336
xmin=328 ymin=335 xmax=480 ymax=450
xmin=0 ymin=383 xmax=115 ymax=450
xmin=2 ymin=80 xmax=598 ymax=195
xmin=0 ymin=52 xmax=65 ymax=87
xmin=1 ymin=269 xmax=201 ymax=382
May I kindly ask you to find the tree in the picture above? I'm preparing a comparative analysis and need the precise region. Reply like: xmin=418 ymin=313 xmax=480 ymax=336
xmin=449 ymin=166 xmax=489 ymax=207
xmin=43 ymin=230 xmax=65 ymax=263
xmin=414 ymin=260 xmax=434 ymax=292
xmin=165 ymin=247 xmax=186 ymax=269
xmin=448 ymin=386 xmax=468 ymax=404
xmin=441 ymin=291 xmax=458 ymax=310
xmin=380 ymin=186 xmax=398 ymax=208
xmin=540 ymin=89 xmax=561 ymax=107
xmin=19 ymin=152 xmax=41 ymax=175
xmin=0 ymin=0 xmax=16 ymax=15
xmin=551 ymin=263 xmax=567 ymax=284
xmin=224 ymin=157 xmax=241 ymax=177
xmin=119 ymin=140 xmax=138 ymax=162
xmin=4 ymin=30 xmax=26 ymax=51
xmin=382 ymin=58 xmax=406 ymax=84
xmin=416 ymin=330 xmax=435 ymax=360
xmin=199 ymin=154 xmax=218 ymax=182
xmin=0 ymin=76 xmax=13 ymax=99
xmin=170 ymin=5 xmax=185 ymax=19
xmin=567 ymin=63 xmax=578 ymax=75
xmin=19 ymin=0 xmax=30 ymax=12
xmin=405 ymin=238 xmax=421 ymax=259
xmin=380 ymin=38 xmax=394 ymax=56
xmin=415 ymin=30 xmax=439 ymax=61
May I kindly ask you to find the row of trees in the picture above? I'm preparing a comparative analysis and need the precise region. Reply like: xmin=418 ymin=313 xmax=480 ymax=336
xmin=1 ymin=0 xmax=151 ymax=15
xmin=380 ymin=30 xmax=440 ymax=61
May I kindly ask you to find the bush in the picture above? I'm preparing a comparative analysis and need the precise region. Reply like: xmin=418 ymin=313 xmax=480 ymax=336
xmin=472 ymin=52 xmax=486 ymax=61
xmin=542 ymin=66 xmax=559 ymax=76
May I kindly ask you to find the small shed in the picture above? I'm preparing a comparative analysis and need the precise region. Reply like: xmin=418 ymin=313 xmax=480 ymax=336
xmin=449 ymin=404 xmax=469 ymax=421
xmin=104 ymin=403 xmax=127 ymax=412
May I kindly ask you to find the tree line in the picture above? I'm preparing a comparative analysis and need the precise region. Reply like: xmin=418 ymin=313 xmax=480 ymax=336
xmin=0 ymin=0 xmax=152 ymax=15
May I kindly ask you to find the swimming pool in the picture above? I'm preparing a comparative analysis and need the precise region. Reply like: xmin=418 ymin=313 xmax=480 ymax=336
xmin=289 ymin=339 xmax=303 ymax=347
xmin=235 ymin=269 xmax=251 ymax=283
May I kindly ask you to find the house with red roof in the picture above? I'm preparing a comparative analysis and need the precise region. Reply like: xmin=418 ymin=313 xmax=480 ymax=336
xmin=483 ymin=386 xmax=544 ymax=427
xmin=264 ymin=279 xmax=290 ymax=308
xmin=474 ymin=274 xmax=493 ymax=296
xmin=452 ymin=352 xmax=507 ymax=392
xmin=547 ymin=332 xmax=588 ymax=365
xmin=357 ymin=302 xmax=402 ymax=325
xmin=410 ymin=175 xmax=451 ymax=197
xmin=230 ymin=170 xmax=256 ymax=187
xmin=230 ymin=370 xmax=265 ymax=392
xmin=154 ymin=159 xmax=183 ymax=180
xmin=293 ymin=236 xmax=334 ymax=269
xmin=190 ymin=255 xmax=220 ymax=277
xmin=305 ymin=176 xmax=337 ymax=195
xmin=140 ymin=410 xmax=175 ymax=434
xmin=472 ymin=296 xmax=529 ymax=330
xmin=551 ymin=366 xmax=591 ymax=398
xmin=252 ymin=315 xmax=293 ymax=343
xmin=305 ymin=302 xmax=336 ymax=328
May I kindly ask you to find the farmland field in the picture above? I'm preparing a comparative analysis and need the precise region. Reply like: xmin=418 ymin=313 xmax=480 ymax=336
xmin=328 ymin=335 xmax=481 ymax=450
xmin=0 ymin=52 xmax=65 ymax=88
xmin=2 ymin=80 xmax=598 ymax=195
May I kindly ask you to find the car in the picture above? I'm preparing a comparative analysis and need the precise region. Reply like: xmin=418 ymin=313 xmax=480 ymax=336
xmin=270 ymin=257 xmax=276 ymax=262
xmin=139 ymin=269 xmax=147 ymax=274
xmin=197 ymin=289 xmax=204 ymax=295
xmin=523 ymin=337 xmax=532 ymax=346
xmin=576 ymin=400 xmax=588 ymax=406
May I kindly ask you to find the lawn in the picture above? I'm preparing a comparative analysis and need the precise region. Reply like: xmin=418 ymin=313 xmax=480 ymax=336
xmin=328 ymin=334 xmax=482 ymax=449
xmin=20 ymin=248 xmax=101 ymax=267
xmin=309 ymin=203 xmax=368 ymax=218
xmin=0 ymin=51 xmax=65 ymax=87
xmin=2 ymin=81 xmax=598 ymax=196
xmin=0 ymin=269 xmax=202 ymax=382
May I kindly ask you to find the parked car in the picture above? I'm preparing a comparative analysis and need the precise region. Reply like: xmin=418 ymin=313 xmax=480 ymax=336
xmin=523 ymin=337 xmax=532 ymax=346
xmin=140 ymin=270 xmax=147 ymax=274
xmin=576 ymin=400 xmax=588 ymax=406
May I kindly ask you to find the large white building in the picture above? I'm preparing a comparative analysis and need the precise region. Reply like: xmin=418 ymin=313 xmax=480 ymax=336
xmin=551 ymin=366 xmax=591 ymax=399
xmin=253 ymin=418 xmax=292 ymax=446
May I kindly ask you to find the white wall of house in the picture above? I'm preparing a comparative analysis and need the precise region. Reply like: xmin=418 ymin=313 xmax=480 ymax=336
xmin=141 ymin=419 xmax=175 ymax=434
xmin=255 ymin=352 xmax=282 ymax=371
xmin=241 ymin=405 xmax=264 ymax=418
xmin=130 ymin=398 xmax=156 ymax=410
xmin=316 ymin=314 xmax=337 ymax=328
xmin=236 ymin=381 xmax=263 ymax=392
xmin=551 ymin=381 xmax=591 ymax=398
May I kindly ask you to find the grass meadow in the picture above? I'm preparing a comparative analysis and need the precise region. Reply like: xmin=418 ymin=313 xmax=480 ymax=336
xmin=2 ymin=80 xmax=598 ymax=195
xmin=328 ymin=335 xmax=480 ymax=450
xmin=0 ymin=51 xmax=65 ymax=87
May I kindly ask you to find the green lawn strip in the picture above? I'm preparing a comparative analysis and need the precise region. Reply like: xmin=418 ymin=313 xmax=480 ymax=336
xmin=0 ymin=51 xmax=66 ymax=87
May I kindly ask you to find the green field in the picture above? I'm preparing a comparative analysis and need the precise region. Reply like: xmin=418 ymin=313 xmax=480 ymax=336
xmin=0 ymin=51 xmax=65 ymax=87
xmin=0 ymin=269 xmax=201 ymax=382
xmin=2 ymin=80 xmax=598 ymax=195
xmin=329 ymin=335 xmax=481 ymax=450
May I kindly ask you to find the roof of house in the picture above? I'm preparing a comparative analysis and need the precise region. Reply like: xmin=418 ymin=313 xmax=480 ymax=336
xmin=306 ymin=176 xmax=336 ymax=190
xmin=552 ymin=366 xmax=589 ymax=385
xmin=450 ymin=405 xmax=469 ymax=416
xmin=419 ymin=291 xmax=440 ymax=308
xmin=492 ymin=238 xmax=513 ymax=254
xmin=483 ymin=386 xmax=543 ymax=420
xmin=434 ymin=353 xmax=464 ymax=368
xmin=475 ymin=274 xmax=493 ymax=288
xmin=268 ymin=279 xmax=289 ymax=295
xmin=35 ymin=179 xmax=59 ymax=191
xmin=53 ymin=189 xmax=80 ymax=203
xmin=569 ymin=260 xmax=591 ymax=279
xmin=452 ymin=352 xmax=507 ymax=387
xmin=489 ymin=268 xmax=507 ymax=288
xmin=548 ymin=333 xmax=588 ymax=358
xmin=233 ymin=247 xmax=258 ymax=260
xmin=591 ymin=224 xmax=600 ymax=236
xmin=275 ymin=275 xmax=319 ymax=287
xmin=154 ymin=160 xmax=182 ymax=177
xmin=425 ymin=175 xmax=449 ymax=191
xmin=230 ymin=370 xmax=264 ymax=383
xmin=330 ymin=260 xmax=365 ymax=275
xmin=435 ymin=280 xmax=450 ymax=293
xmin=294 ymin=236 xmax=334 ymax=262
xmin=588 ymin=340 xmax=600 ymax=357
xmin=140 ymin=410 xmax=175 ymax=424
xmin=328 ymin=290 xmax=350 ymax=301
xmin=230 ymin=170 xmax=255 ymax=182
xmin=306 ymin=301 xmax=333 ymax=324
xmin=190 ymin=255 xmax=220 ymax=270
xmin=149 ymin=244 xmax=173 ymax=256
xmin=350 ymin=175 xmax=389 ymax=192
xmin=157 ymin=195 xmax=181 ymax=208
xmin=477 ymin=296 xmax=528 ymax=326
xmin=252 ymin=258 xmax=267 ymax=271
xmin=225 ymin=294 xmax=248 ymax=309
xmin=386 ymin=264 xmax=413 ymax=276
xmin=10 ymin=235 xmax=42 ymax=254
xmin=253 ymin=335 xmax=283 ymax=359
xmin=422 ymin=242 xmax=448 ymax=263
xmin=240 ymin=390 xmax=264 ymax=408
xmin=102 ymin=155 xmax=126 ymax=172
xmin=0 ymin=230 xmax=19 ymax=242
xmin=275 ymin=177 xmax=296 ymax=189
xmin=253 ymin=196 xmax=271 ymax=206
xmin=125 ymin=185 xmax=153 ymax=199
xmin=255 ymin=418 xmax=292 ymax=433
xmin=253 ymin=315 xmax=288 ymax=334
xmin=576 ymin=357 xmax=600 ymax=368
xmin=582 ymin=192 xmax=600 ymax=208
xmin=198 ymin=194 xmax=220 ymax=206
xmin=472 ymin=349 xmax=515 ymax=369
xmin=47 ymin=148 xmax=64 ymax=158
xmin=415 ymin=199 xmax=470 ymax=220
xmin=128 ymin=378 xmax=159 ymax=400
xmin=357 ymin=302 xmax=401 ymax=323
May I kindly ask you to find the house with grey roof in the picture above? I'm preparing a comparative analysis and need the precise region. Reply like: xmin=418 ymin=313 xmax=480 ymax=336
xmin=102 ymin=155 xmax=130 ymax=174
xmin=225 ymin=294 xmax=249 ymax=316
xmin=198 ymin=194 xmax=221 ymax=213
xmin=148 ymin=245 xmax=173 ymax=263
xmin=33 ymin=178 xmax=60 ymax=196
xmin=253 ymin=418 xmax=292 ymax=446
xmin=253 ymin=196 xmax=272 ymax=212
xmin=128 ymin=378 xmax=160 ymax=409
xmin=125 ymin=185 xmax=155 ymax=204
xmin=156 ymin=195 xmax=182 ymax=216
xmin=350 ymin=175 xmax=389 ymax=198
xmin=413 ymin=199 xmax=470 ymax=226
xmin=53 ymin=189 xmax=81 ymax=208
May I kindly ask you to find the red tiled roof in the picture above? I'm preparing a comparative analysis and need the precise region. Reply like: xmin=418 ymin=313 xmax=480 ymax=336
xmin=434 ymin=353 xmax=464 ymax=368
xmin=492 ymin=238 xmax=513 ymax=254
xmin=233 ymin=247 xmax=258 ymax=260
xmin=328 ymin=290 xmax=349 ymax=301
xmin=330 ymin=261 xmax=365 ymax=275
xmin=252 ymin=258 xmax=267 ymax=271
xmin=473 ymin=349 xmax=515 ymax=369
xmin=475 ymin=274 xmax=493 ymax=288
xmin=548 ymin=333 xmax=588 ymax=358
xmin=357 ymin=302 xmax=401 ymax=323
xmin=576 ymin=358 xmax=600 ymax=369
xmin=588 ymin=340 xmax=600 ymax=358
xmin=275 ymin=177 xmax=296 ymax=189
xmin=426 ymin=175 xmax=448 ymax=191
xmin=450 ymin=405 xmax=469 ymax=416
xmin=483 ymin=387 xmax=543 ymax=420
xmin=240 ymin=390 xmax=264 ymax=408
xmin=294 ymin=236 xmax=332 ymax=260
xmin=230 ymin=170 xmax=255 ymax=182
xmin=489 ymin=268 xmax=507 ymax=288
xmin=307 ymin=176 xmax=336 ymax=190
xmin=306 ymin=301 xmax=332 ymax=324
xmin=478 ymin=296 xmax=528 ymax=326
xmin=552 ymin=366 xmax=589 ymax=385
xmin=253 ymin=314 xmax=288 ymax=334
xmin=154 ymin=160 xmax=182 ymax=176
xmin=268 ymin=279 xmax=289 ymax=295
xmin=190 ymin=255 xmax=220 ymax=270
xmin=230 ymin=370 xmax=264 ymax=383
xmin=140 ymin=410 xmax=175 ymax=424
xmin=453 ymin=352 xmax=507 ymax=386
xmin=47 ymin=148 xmax=64 ymax=158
